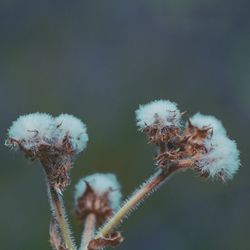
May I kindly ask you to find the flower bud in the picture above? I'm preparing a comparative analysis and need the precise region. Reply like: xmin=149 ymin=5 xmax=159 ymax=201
xmin=74 ymin=173 xmax=122 ymax=225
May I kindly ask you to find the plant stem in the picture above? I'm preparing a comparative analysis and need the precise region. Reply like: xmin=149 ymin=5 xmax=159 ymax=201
xmin=47 ymin=183 xmax=76 ymax=250
xmin=80 ymin=213 xmax=96 ymax=250
xmin=96 ymin=166 xmax=178 ymax=238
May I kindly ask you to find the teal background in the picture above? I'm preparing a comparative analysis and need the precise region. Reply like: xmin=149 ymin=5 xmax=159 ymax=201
xmin=0 ymin=1 xmax=249 ymax=249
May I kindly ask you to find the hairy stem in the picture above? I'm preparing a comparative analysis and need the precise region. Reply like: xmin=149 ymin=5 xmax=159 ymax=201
xmin=80 ymin=213 xmax=96 ymax=250
xmin=96 ymin=166 xmax=178 ymax=238
xmin=49 ymin=218 xmax=63 ymax=250
xmin=47 ymin=182 xmax=76 ymax=250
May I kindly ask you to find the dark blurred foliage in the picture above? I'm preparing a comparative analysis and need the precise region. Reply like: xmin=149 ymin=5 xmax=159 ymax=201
xmin=0 ymin=0 xmax=250 ymax=249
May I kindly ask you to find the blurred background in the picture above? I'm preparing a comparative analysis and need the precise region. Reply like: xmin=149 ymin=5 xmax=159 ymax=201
xmin=0 ymin=0 xmax=249 ymax=249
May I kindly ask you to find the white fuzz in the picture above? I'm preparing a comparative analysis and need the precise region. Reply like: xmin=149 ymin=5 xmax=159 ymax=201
xmin=193 ymin=113 xmax=240 ymax=180
xmin=75 ymin=173 xmax=122 ymax=210
xmin=200 ymin=135 xmax=240 ymax=180
xmin=8 ymin=113 xmax=54 ymax=147
xmin=135 ymin=100 xmax=181 ymax=130
xmin=190 ymin=113 xmax=226 ymax=136
xmin=7 ymin=113 xmax=89 ymax=154
xmin=55 ymin=114 xmax=88 ymax=153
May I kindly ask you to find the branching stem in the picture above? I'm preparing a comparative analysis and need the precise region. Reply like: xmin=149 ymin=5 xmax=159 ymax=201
xmin=96 ymin=166 xmax=179 ymax=238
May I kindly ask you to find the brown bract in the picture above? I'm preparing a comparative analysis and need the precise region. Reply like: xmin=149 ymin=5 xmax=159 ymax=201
xmin=145 ymin=120 xmax=213 ymax=177
xmin=143 ymin=124 xmax=180 ymax=146
xmin=75 ymin=183 xmax=113 ymax=225
xmin=88 ymin=232 xmax=124 ymax=250
xmin=6 ymin=135 xmax=75 ymax=192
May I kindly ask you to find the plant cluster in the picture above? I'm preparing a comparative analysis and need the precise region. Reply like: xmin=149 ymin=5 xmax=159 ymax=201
xmin=5 ymin=100 xmax=240 ymax=250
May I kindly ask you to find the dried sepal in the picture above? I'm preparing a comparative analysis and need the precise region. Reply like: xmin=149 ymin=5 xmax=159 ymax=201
xmin=181 ymin=120 xmax=212 ymax=149
xmin=75 ymin=182 xmax=113 ymax=225
xmin=39 ymin=136 xmax=75 ymax=192
xmin=88 ymin=232 xmax=124 ymax=250
xmin=9 ymin=135 xmax=75 ymax=192
xmin=74 ymin=173 xmax=122 ymax=225
xmin=154 ymin=120 xmax=213 ymax=173
xmin=143 ymin=124 xmax=180 ymax=145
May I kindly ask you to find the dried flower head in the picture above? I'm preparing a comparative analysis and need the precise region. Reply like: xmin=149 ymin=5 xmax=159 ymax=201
xmin=6 ymin=113 xmax=88 ymax=192
xmin=136 ymin=100 xmax=182 ymax=146
xmin=137 ymin=100 xmax=240 ymax=182
xmin=74 ymin=173 xmax=122 ymax=225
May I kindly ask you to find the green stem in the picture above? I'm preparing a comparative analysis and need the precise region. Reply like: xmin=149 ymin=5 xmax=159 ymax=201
xmin=96 ymin=166 xmax=178 ymax=238
xmin=47 ymin=183 xmax=76 ymax=250
xmin=80 ymin=213 xmax=96 ymax=250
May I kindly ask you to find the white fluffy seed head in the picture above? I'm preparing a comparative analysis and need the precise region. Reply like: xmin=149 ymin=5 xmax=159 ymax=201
xmin=75 ymin=173 xmax=122 ymax=210
xmin=7 ymin=113 xmax=54 ymax=148
xmin=6 ymin=112 xmax=89 ymax=155
xmin=190 ymin=113 xmax=226 ymax=136
xmin=55 ymin=114 xmax=89 ymax=153
xmin=200 ymin=135 xmax=240 ymax=180
xmin=192 ymin=113 xmax=240 ymax=181
xmin=135 ymin=100 xmax=181 ymax=130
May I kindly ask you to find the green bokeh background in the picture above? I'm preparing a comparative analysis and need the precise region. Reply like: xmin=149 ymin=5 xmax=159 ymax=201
xmin=1 ymin=1 xmax=249 ymax=249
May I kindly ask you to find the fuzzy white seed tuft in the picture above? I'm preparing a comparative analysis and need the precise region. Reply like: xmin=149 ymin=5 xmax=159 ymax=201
xmin=75 ymin=173 xmax=122 ymax=210
xmin=135 ymin=100 xmax=181 ymax=130
xmin=190 ymin=113 xmax=227 ymax=136
xmin=200 ymin=135 xmax=240 ymax=180
xmin=6 ymin=113 xmax=88 ymax=155
xmin=191 ymin=113 xmax=240 ymax=180
xmin=7 ymin=113 xmax=54 ymax=148
xmin=55 ymin=114 xmax=88 ymax=153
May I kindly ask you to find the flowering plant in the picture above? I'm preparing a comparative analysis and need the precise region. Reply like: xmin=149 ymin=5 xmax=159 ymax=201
xmin=5 ymin=100 xmax=240 ymax=250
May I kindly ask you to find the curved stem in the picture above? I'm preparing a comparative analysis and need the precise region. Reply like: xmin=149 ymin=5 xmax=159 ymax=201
xmin=47 ymin=183 xmax=76 ymax=250
xmin=80 ymin=213 xmax=96 ymax=250
xmin=96 ymin=166 xmax=178 ymax=238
